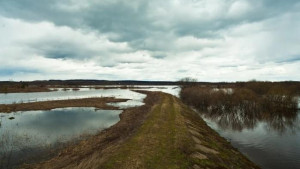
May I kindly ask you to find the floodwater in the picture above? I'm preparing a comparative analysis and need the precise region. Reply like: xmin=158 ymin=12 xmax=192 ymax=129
xmin=0 ymin=107 xmax=122 ymax=168
xmin=0 ymin=86 xmax=179 ymax=168
xmin=200 ymin=108 xmax=300 ymax=169
xmin=0 ymin=85 xmax=179 ymax=105
xmin=0 ymin=107 xmax=122 ymax=149
xmin=1 ymin=86 xmax=300 ymax=169
xmin=0 ymin=88 xmax=145 ymax=105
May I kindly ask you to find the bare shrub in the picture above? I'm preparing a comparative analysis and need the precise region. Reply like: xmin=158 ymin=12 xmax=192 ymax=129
xmin=180 ymin=82 xmax=299 ymax=132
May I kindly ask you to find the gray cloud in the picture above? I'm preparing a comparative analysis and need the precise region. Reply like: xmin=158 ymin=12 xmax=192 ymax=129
xmin=0 ymin=0 xmax=299 ymax=81
xmin=30 ymin=40 xmax=96 ymax=59
xmin=2 ymin=0 xmax=298 ymax=41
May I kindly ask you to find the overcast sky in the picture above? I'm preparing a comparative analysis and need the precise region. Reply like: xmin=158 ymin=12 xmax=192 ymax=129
xmin=0 ymin=0 xmax=299 ymax=81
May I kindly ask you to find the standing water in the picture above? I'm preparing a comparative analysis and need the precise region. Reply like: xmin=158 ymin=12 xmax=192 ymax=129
xmin=200 ymin=109 xmax=300 ymax=169
xmin=0 ymin=107 xmax=122 ymax=168
xmin=0 ymin=86 xmax=179 ymax=168
xmin=1 ymin=86 xmax=299 ymax=169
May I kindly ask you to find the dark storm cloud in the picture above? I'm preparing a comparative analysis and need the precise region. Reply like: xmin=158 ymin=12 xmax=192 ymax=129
xmin=172 ymin=0 xmax=300 ymax=37
xmin=29 ymin=40 xmax=97 ymax=59
xmin=152 ymin=55 xmax=166 ymax=59
xmin=276 ymin=56 xmax=300 ymax=64
xmin=0 ymin=0 xmax=296 ymax=44
xmin=0 ymin=0 xmax=152 ymax=42
xmin=1 ymin=0 xmax=299 ymax=57
xmin=0 ymin=0 xmax=60 ymax=22
xmin=83 ymin=1 xmax=152 ymax=42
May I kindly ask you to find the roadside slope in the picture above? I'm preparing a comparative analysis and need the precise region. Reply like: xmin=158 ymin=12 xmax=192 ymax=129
xmin=100 ymin=93 xmax=259 ymax=169
xmin=22 ymin=92 xmax=259 ymax=169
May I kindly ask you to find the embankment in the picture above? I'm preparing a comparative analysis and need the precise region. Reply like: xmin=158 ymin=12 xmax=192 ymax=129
xmin=21 ymin=91 xmax=259 ymax=169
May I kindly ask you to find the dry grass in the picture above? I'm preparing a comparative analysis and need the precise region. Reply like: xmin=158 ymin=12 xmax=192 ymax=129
xmin=180 ymin=85 xmax=298 ymax=114
xmin=101 ymin=95 xmax=193 ymax=169
xmin=0 ymin=97 xmax=128 ymax=113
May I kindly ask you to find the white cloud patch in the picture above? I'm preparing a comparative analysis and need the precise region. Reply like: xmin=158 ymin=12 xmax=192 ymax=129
xmin=227 ymin=0 xmax=254 ymax=18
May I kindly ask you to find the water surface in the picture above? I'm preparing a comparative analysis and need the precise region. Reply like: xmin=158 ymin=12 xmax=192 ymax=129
xmin=0 ymin=88 xmax=145 ymax=105
xmin=0 ymin=86 xmax=180 ymax=106
xmin=200 ymin=109 xmax=300 ymax=169
xmin=0 ymin=107 xmax=122 ymax=149
xmin=0 ymin=107 xmax=122 ymax=168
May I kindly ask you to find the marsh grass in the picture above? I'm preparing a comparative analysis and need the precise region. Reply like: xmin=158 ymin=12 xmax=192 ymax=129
xmin=0 ymin=122 xmax=98 ymax=169
xmin=180 ymin=82 xmax=299 ymax=132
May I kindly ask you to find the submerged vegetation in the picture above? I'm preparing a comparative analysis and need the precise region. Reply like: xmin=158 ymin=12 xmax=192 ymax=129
xmin=180 ymin=81 xmax=300 ymax=132
xmin=0 ymin=129 xmax=94 ymax=169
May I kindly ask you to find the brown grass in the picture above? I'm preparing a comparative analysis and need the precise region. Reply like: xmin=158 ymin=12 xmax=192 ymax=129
xmin=0 ymin=97 xmax=128 ymax=113
xmin=180 ymin=85 xmax=298 ymax=115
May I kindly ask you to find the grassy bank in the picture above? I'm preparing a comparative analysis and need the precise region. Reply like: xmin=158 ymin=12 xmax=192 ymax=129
xmin=0 ymin=97 xmax=128 ymax=113
xmin=21 ymin=92 xmax=259 ymax=169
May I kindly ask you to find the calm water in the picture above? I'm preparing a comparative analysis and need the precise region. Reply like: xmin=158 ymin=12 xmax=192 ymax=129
xmin=200 ymin=109 xmax=300 ymax=169
xmin=0 ymin=88 xmax=146 ymax=105
xmin=0 ymin=108 xmax=122 ymax=148
xmin=0 ymin=86 xmax=179 ymax=105
xmin=0 ymin=107 xmax=122 ymax=168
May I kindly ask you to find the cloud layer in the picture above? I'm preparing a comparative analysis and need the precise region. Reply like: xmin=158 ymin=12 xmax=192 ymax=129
xmin=0 ymin=0 xmax=299 ymax=81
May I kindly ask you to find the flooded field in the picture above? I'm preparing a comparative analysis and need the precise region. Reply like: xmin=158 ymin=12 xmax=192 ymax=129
xmin=0 ymin=86 xmax=179 ymax=105
xmin=0 ymin=107 xmax=122 ymax=168
xmin=0 ymin=86 xmax=179 ymax=168
xmin=1 ymin=86 xmax=300 ymax=169
xmin=200 ymin=109 xmax=300 ymax=169
xmin=0 ymin=88 xmax=144 ymax=105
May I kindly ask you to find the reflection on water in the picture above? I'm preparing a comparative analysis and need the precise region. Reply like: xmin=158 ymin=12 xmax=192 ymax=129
xmin=199 ymin=108 xmax=300 ymax=169
xmin=134 ymin=86 xmax=181 ymax=97
xmin=201 ymin=107 xmax=300 ymax=134
xmin=107 ymin=86 xmax=180 ymax=108
xmin=0 ymin=86 xmax=180 ymax=106
xmin=0 ymin=107 xmax=122 ymax=168
xmin=107 ymin=99 xmax=144 ymax=109
xmin=0 ymin=88 xmax=146 ymax=105
xmin=0 ymin=107 xmax=121 ymax=149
